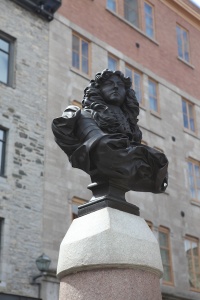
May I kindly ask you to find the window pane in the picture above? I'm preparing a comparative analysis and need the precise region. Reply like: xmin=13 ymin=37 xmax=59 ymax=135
xmin=108 ymin=56 xmax=117 ymax=71
xmin=125 ymin=67 xmax=132 ymax=80
xmin=183 ymin=114 xmax=189 ymax=129
xmin=146 ymin=27 xmax=154 ymax=38
xmin=144 ymin=3 xmax=154 ymax=38
xmin=82 ymin=57 xmax=88 ymax=74
xmin=82 ymin=40 xmax=88 ymax=57
xmin=176 ymin=26 xmax=183 ymax=59
xmin=163 ymin=265 xmax=171 ymax=282
xmin=134 ymin=72 xmax=142 ymax=103
xmin=148 ymin=80 xmax=157 ymax=111
xmin=72 ymin=35 xmax=79 ymax=52
xmin=124 ymin=0 xmax=139 ymax=27
xmin=0 ymin=51 xmax=9 ymax=84
xmin=160 ymin=249 xmax=170 ymax=265
xmin=159 ymin=232 xmax=167 ymax=247
xmin=72 ymin=52 xmax=79 ymax=69
xmin=182 ymin=100 xmax=187 ymax=114
xmin=107 ymin=0 xmax=116 ymax=11
xmin=0 ymin=39 xmax=9 ymax=52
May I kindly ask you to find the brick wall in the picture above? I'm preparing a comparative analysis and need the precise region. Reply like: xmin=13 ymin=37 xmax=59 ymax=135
xmin=58 ymin=0 xmax=200 ymax=100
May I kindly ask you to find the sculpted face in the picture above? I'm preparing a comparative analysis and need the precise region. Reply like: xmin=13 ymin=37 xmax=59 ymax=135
xmin=100 ymin=75 xmax=126 ymax=106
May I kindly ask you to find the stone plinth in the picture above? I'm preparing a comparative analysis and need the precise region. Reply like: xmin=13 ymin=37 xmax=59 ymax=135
xmin=57 ymin=207 xmax=163 ymax=300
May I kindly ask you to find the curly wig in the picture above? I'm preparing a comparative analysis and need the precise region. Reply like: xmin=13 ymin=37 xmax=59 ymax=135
xmin=82 ymin=69 xmax=142 ymax=143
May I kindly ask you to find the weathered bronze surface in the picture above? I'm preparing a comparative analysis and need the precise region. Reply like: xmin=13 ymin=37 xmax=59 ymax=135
xmin=52 ymin=70 xmax=168 ymax=216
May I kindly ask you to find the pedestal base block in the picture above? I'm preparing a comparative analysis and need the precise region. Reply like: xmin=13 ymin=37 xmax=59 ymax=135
xmin=59 ymin=268 xmax=162 ymax=300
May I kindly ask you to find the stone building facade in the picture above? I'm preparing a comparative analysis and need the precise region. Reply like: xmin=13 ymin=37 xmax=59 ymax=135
xmin=1 ymin=0 xmax=200 ymax=300
xmin=44 ymin=0 xmax=200 ymax=300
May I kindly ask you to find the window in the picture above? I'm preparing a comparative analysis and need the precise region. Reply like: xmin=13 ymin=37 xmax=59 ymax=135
xmin=176 ymin=25 xmax=190 ymax=62
xmin=148 ymin=78 xmax=158 ymax=112
xmin=144 ymin=2 xmax=154 ymax=38
xmin=108 ymin=54 xmax=118 ymax=71
xmin=125 ymin=66 xmax=143 ymax=104
xmin=0 ymin=128 xmax=6 ymax=176
xmin=124 ymin=0 xmax=139 ymax=27
xmin=187 ymin=160 xmax=200 ymax=201
xmin=72 ymin=34 xmax=89 ymax=74
xmin=158 ymin=227 xmax=173 ymax=284
xmin=107 ymin=0 xmax=116 ymax=12
xmin=0 ymin=32 xmax=15 ymax=86
xmin=184 ymin=236 xmax=200 ymax=291
xmin=182 ymin=99 xmax=195 ymax=132
xmin=72 ymin=197 xmax=87 ymax=220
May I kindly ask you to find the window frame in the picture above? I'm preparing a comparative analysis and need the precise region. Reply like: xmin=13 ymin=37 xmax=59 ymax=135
xmin=108 ymin=53 xmax=119 ymax=71
xmin=0 ymin=128 xmax=7 ymax=177
xmin=125 ymin=65 xmax=144 ymax=106
xmin=148 ymin=78 xmax=159 ymax=114
xmin=144 ymin=1 xmax=155 ymax=39
xmin=71 ymin=197 xmax=87 ymax=220
xmin=184 ymin=236 xmax=200 ymax=291
xmin=187 ymin=158 xmax=200 ymax=202
xmin=0 ymin=31 xmax=15 ymax=87
xmin=158 ymin=226 xmax=174 ymax=285
xmin=182 ymin=98 xmax=196 ymax=133
xmin=72 ymin=33 xmax=90 ymax=75
xmin=176 ymin=24 xmax=190 ymax=63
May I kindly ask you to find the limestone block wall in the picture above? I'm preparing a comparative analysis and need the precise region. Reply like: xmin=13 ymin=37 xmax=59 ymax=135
xmin=0 ymin=0 xmax=49 ymax=297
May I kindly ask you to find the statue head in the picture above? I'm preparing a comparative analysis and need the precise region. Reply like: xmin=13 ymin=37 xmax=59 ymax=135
xmin=82 ymin=69 xmax=142 ymax=142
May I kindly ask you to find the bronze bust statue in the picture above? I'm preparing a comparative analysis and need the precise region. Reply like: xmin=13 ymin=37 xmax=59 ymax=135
xmin=52 ymin=70 xmax=168 ymax=216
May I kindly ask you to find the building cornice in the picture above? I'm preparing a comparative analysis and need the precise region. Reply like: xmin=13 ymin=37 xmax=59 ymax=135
xmin=160 ymin=0 xmax=200 ymax=31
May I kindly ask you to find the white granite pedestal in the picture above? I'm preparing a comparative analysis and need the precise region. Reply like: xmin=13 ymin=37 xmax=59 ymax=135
xmin=57 ymin=207 xmax=163 ymax=300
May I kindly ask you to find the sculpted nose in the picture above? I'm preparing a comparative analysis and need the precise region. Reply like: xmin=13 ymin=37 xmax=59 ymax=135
xmin=114 ymin=82 xmax=118 ymax=90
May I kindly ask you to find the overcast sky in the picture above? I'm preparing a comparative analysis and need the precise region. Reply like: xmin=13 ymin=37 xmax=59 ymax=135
xmin=190 ymin=0 xmax=200 ymax=7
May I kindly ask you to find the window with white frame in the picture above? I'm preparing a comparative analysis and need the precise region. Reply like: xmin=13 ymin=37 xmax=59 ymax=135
xmin=176 ymin=24 xmax=190 ymax=63
xmin=148 ymin=78 xmax=158 ymax=112
xmin=187 ymin=159 xmax=200 ymax=201
xmin=184 ymin=236 xmax=200 ymax=291
xmin=182 ymin=99 xmax=195 ymax=132
xmin=158 ymin=227 xmax=174 ymax=284
xmin=72 ymin=33 xmax=90 ymax=75
xmin=144 ymin=2 xmax=155 ymax=38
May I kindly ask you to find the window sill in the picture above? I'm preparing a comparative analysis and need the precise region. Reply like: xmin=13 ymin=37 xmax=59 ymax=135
xmin=183 ymin=128 xmax=199 ymax=139
xmin=139 ymin=104 xmax=146 ymax=111
xmin=106 ymin=8 xmax=159 ymax=46
xmin=190 ymin=200 xmax=200 ymax=207
xmin=177 ymin=57 xmax=194 ymax=69
xmin=150 ymin=110 xmax=162 ymax=119
xmin=70 ymin=67 xmax=91 ymax=80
